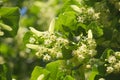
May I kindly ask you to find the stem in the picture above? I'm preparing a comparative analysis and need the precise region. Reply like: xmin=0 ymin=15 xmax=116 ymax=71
xmin=71 ymin=63 xmax=83 ymax=70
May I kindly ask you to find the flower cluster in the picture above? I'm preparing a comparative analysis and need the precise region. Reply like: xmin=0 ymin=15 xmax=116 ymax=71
xmin=72 ymin=30 xmax=97 ymax=63
xmin=26 ymin=27 xmax=69 ymax=61
xmin=26 ymin=27 xmax=97 ymax=63
xmin=104 ymin=51 xmax=120 ymax=73
xmin=71 ymin=5 xmax=100 ymax=23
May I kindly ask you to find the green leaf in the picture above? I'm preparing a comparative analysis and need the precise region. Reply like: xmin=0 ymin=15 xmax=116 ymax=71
xmin=46 ymin=60 xmax=65 ymax=80
xmin=60 ymin=0 xmax=80 ymax=12
xmin=55 ymin=11 xmax=78 ymax=37
xmin=98 ymin=64 xmax=106 ymax=76
xmin=23 ymin=31 xmax=33 ymax=44
xmin=101 ymin=48 xmax=114 ymax=60
xmin=55 ymin=11 xmax=77 ymax=30
xmin=72 ymin=65 xmax=85 ymax=80
xmin=0 ymin=64 xmax=12 ymax=80
xmin=30 ymin=66 xmax=50 ymax=80
xmin=87 ymin=22 xmax=103 ymax=38
xmin=30 ymin=2 xmax=40 ymax=14
xmin=89 ymin=65 xmax=99 ymax=80
xmin=64 ymin=75 xmax=75 ymax=80
xmin=0 ymin=7 xmax=20 ymax=37
xmin=62 ymin=47 xmax=72 ymax=59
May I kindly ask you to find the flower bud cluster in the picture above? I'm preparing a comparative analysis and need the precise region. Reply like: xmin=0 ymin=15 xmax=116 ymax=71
xmin=71 ymin=5 xmax=100 ymax=23
xmin=26 ymin=27 xmax=69 ymax=61
xmin=104 ymin=51 xmax=120 ymax=73
xmin=72 ymin=30 xmax=97 ymax=63
xmin=26 ymin=28 xmax=96 ymax=62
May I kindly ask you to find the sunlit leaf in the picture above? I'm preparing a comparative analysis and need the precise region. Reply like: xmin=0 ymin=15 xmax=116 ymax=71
xmin=30 ymin=66 xmax=50 ymax=80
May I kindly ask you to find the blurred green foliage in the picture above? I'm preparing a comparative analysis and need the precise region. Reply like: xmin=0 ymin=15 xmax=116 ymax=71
xmin=0 ymin=0 xmax=120 ymax=80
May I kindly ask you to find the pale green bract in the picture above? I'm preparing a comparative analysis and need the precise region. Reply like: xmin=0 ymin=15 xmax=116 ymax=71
xmin=37 ymin=74 xmax=44 ymax=80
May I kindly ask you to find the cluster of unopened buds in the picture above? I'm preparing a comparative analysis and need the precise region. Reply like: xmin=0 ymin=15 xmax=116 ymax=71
xmin=26 ymin=27 xmax=69 ymax=61
xmin=72 ymin=30 xmax=97 ymax=63
xmin=70 ymin=5 xmax=100 ymax=23
xmin=104 ymin=51 xmax=120 ymax=73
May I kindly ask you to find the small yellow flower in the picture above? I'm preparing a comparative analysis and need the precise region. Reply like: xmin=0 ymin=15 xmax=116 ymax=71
xmin=86 ymin=64 xmax=91 ymax=69
xmin=108 ymin=56 xmax=116 ymax=64
xmin=106 ymin=66 xmax=114 ymax=73
xmin=29 ymin=37 xmax=36 ymax=43
xmin=87 ymin=7 xmax=94 ymax=15
xmin=93 ymin=12 xmax=100 ymax=19
xmin=43 ymin=54 xmax=51 ymax=61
